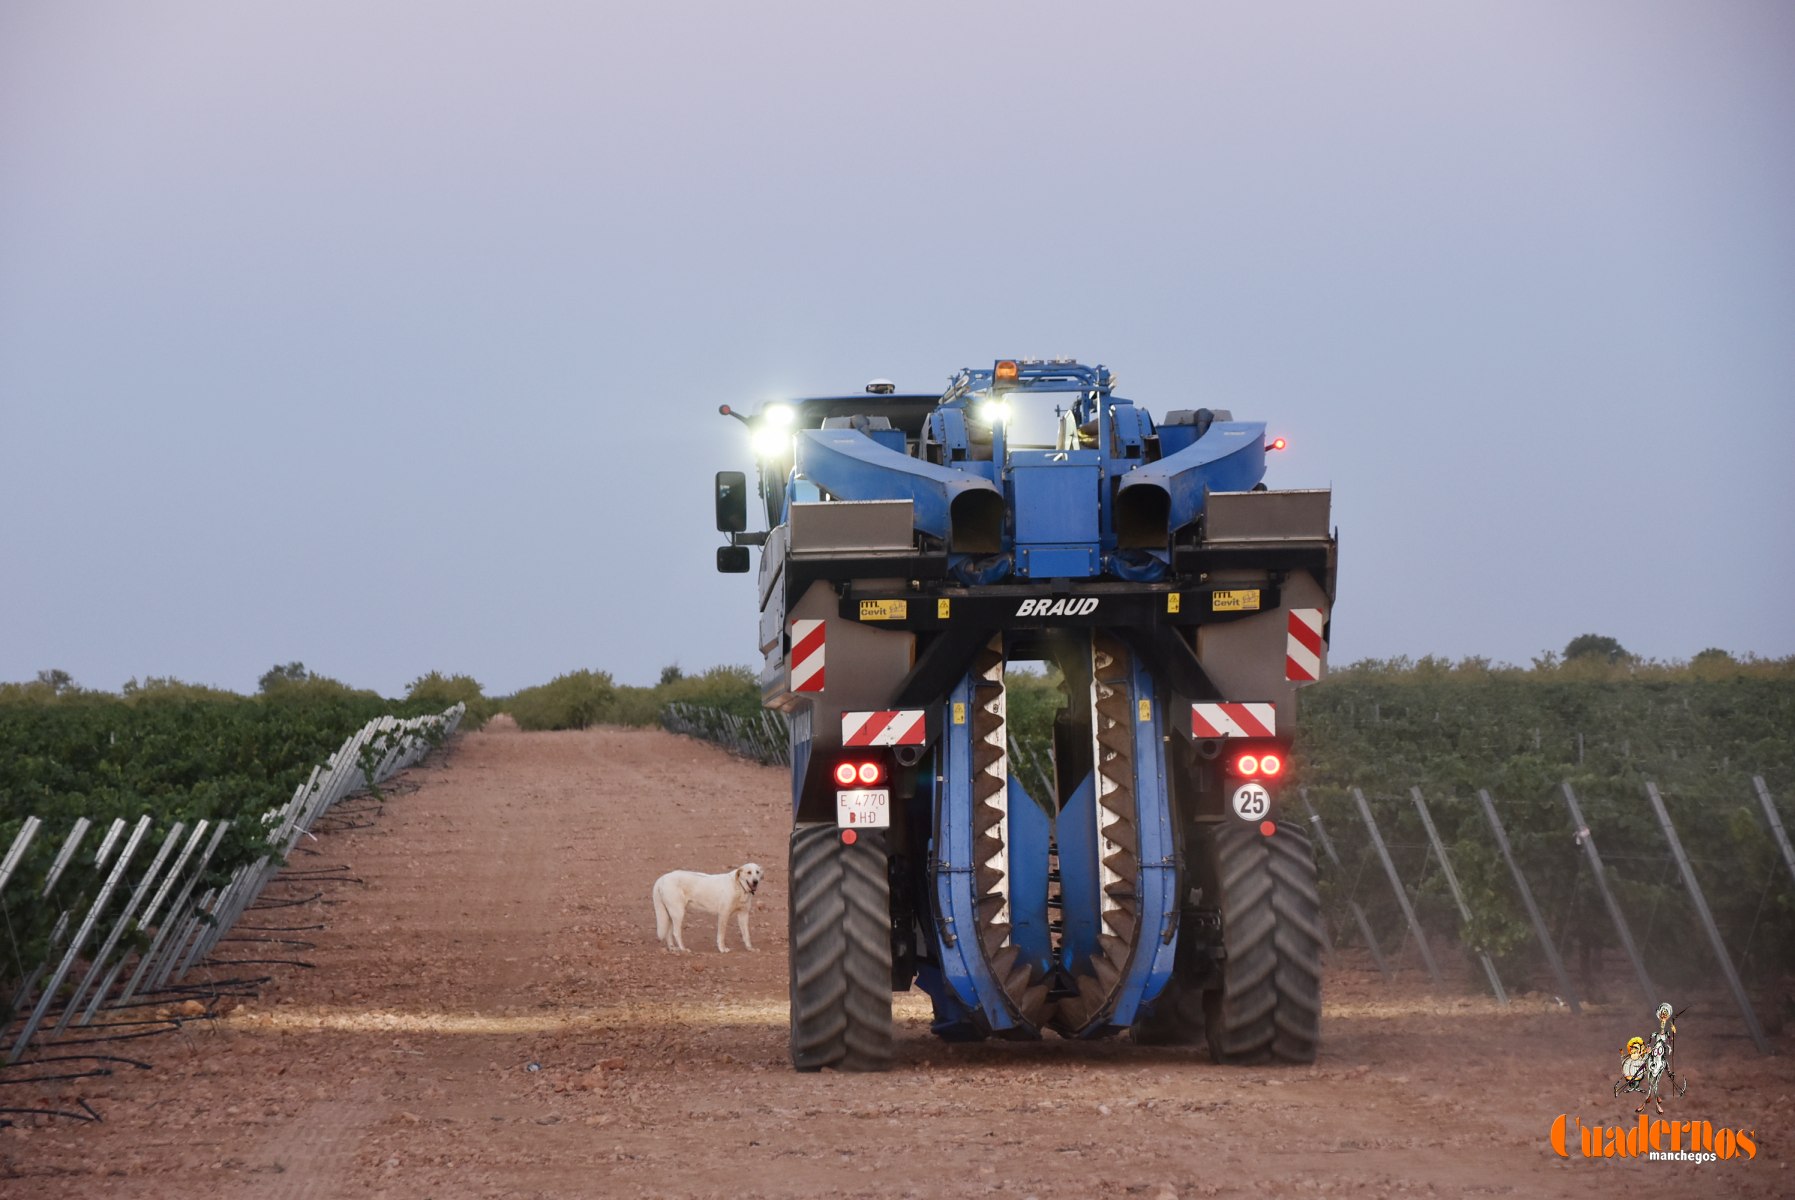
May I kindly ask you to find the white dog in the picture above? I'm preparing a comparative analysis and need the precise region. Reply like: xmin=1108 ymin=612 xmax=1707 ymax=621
xmin=651 ymin=862 xmax=763 ymax=953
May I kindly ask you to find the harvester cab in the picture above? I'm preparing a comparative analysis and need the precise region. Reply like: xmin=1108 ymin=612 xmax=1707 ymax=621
xmin=713 ymin=359 xmax=1336 ymax=1070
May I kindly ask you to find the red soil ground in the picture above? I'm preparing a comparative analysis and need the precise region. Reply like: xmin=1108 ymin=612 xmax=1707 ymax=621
xmin=5 ymin=722 xmax=1790 ymax=1198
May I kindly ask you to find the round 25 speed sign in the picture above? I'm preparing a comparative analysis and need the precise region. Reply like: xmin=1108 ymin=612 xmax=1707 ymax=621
xmin=1231 ymin=782 xmax=1270 ymax=821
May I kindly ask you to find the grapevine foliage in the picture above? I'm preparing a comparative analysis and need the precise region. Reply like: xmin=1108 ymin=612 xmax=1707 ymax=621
xmin=0 ymin=692 xmax=451 ymax=1019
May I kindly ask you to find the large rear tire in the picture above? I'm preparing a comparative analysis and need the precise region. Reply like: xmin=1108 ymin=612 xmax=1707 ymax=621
xmin=788 ymin=824 xmax=893 ymax=1072
xmin=1204 ymin=822 xmax=1323 ymax=1064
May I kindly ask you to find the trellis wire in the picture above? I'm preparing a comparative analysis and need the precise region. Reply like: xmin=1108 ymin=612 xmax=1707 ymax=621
xmin=661 ymin=702 xmax=1788 ymax=1052
xmin=661 ymin=702 xmax=790 ymax=765
xmin=1318 ymin=776 xmax=1787 ymax=1053
xmin=1 ymin=703 xmax=464 ymax=1066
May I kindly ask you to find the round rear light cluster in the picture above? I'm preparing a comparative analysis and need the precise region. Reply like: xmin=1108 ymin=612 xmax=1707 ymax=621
xmin=835 ymin=759 xmax=886 ymax=786
xmin=1233 ymin=752 xmax=1284 ymax=778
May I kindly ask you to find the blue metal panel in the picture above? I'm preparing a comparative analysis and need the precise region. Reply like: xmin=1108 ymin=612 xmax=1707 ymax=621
xmin=1109 ymin=403 xmax=1150 ymax=456
xmin=1158 ymin=423 xmax=1200 ymax=456
xmin=1054 ymin=771 xmax=1099 ymax=977
xmin=927 ymin=409 xmax=972 ymax=460
xmin=1004 ymin=774 xmax=1054 ymax=977
xmin=789 ymin=706 xmax=813 ymax=817
xmin=868 ymin=427 xmax=906 ymax=455
xmin=1108 ymin=657 xmax=1180 ymax=1027
xmin=932 ymin=673 xmax=1018 ymax=1031
xmin=1115 ymin=420 xmax=1267 ymax=536
xmin=912 ymin=961 xmax=980 ymax=1036
xmin=1016 ymin=546 xmax=1100 ymax=579
xmin=1010 ymin=460 xmax=1099 ymax=546
xmin=795 ymin=428 xmax=1001 ymax=543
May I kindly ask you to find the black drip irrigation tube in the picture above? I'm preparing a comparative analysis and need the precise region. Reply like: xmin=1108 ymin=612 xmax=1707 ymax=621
xmin=1 ymin=1098 xmax=102 ymax=1126
xmin=250 ymin=891 xmax=324 ymax=910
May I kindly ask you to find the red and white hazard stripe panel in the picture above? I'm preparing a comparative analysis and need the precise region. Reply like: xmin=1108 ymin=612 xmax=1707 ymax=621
xmin=841 ymin=709 xmax=926 ymax=746
xmin=790 ymin=619 xmax=826 ymax=692
xmin=1191 ymin=702 xmax=1276 ymax=739
xmin=1286 ymin=608 xmax=1325 ymax=682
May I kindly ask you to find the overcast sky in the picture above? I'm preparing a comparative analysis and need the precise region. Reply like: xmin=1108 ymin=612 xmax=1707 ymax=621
xmin=3 ymin=2 xmax=1791 ymax=697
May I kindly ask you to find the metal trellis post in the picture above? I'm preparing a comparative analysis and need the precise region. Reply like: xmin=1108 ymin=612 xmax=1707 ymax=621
xmin=1559 ymin=781 xmax=1654 ymax=1004
xmin=1477 ymin=788 xmax=1580 ymax=1014
xmin=1753 ymin=776 xmax=1795 ymax=890
xmin=1351 ymin=788 xmax=1443 ymax=986
xmin=1644 ymin=781 xmax=1769 ymax=1055
xmin=1301 ymin=791 xmax=1389 ymax=980
xmin=9 ymin=815 xmax=153 ymax=1061
xmin=0 ymin=817 xmax=42 ymax=892
xmin=1410 ymin=787 xmax=1506 ymax=1003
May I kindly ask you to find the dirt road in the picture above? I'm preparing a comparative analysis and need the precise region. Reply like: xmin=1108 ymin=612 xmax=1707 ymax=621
xmin=6 ymin=725 xmax=1791 ymax=1198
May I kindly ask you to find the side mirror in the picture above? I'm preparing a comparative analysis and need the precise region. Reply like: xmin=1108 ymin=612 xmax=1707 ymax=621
xmin=715 ymin=471 xmax=747 ymax=533
xmin=717 ymin=545 xmax=750 ymax=573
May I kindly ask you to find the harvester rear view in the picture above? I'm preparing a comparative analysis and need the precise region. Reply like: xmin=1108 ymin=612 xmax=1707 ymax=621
xmin=713 ymin=360 xmax=1337 ymax=1070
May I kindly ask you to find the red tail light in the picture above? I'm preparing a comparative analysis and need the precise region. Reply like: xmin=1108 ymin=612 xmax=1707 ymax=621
xmin=836 ymin=759 xmax=886 ymax=787
xmin=1227 ymin=745 xmax=1288 ymax=779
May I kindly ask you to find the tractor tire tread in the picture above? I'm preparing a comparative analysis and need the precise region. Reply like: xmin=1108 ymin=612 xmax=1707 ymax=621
xmin=1206 ymin=823 xmax=1323 ymax=1066
xmin=788 ymin=824 xmax=893 ymax=1072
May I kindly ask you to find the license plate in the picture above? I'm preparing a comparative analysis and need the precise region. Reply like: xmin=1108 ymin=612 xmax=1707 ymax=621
xmin=836 ymin=789 xmax=890 ymax=828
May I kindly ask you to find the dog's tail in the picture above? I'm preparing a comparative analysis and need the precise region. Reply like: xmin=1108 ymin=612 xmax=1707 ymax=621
xmin=652 ymin=881 xmax=670 ymax=942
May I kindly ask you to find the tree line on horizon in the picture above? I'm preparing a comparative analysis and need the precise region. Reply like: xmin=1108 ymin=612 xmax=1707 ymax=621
xmin=5 ymin=635 xmax=1791 ymax=736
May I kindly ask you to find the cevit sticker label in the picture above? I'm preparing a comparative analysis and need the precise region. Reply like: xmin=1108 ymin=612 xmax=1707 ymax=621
xmin=858 ymin=599 xmax=907 ymax=621
xmin=1212 ymin=590 xmax=1261 ymax=612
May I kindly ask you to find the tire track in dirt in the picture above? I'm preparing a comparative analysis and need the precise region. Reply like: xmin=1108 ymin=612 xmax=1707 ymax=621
xmin=5 ymin=724 xmax=1789 ymax=1199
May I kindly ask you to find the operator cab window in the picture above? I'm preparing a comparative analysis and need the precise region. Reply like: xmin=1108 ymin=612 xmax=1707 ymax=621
xmin=1005 ymin=391 xmax=1079 ymax=450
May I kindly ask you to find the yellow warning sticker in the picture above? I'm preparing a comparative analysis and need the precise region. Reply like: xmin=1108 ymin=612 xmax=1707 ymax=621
xmin=1212 ymin=589 xmax=1262 ymax=612
xmin=952 ymin=702 xmax=967 ymax=726
xmin=1166 ymin=593 xmax=1181 ymax=614
xmin=937 ymin=598 xmax=951 ymax=620
xmin=1138 ymin=699 xmax=1152 ymax=722
xmin=859 ymin=599 xmax=908 ymax=621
